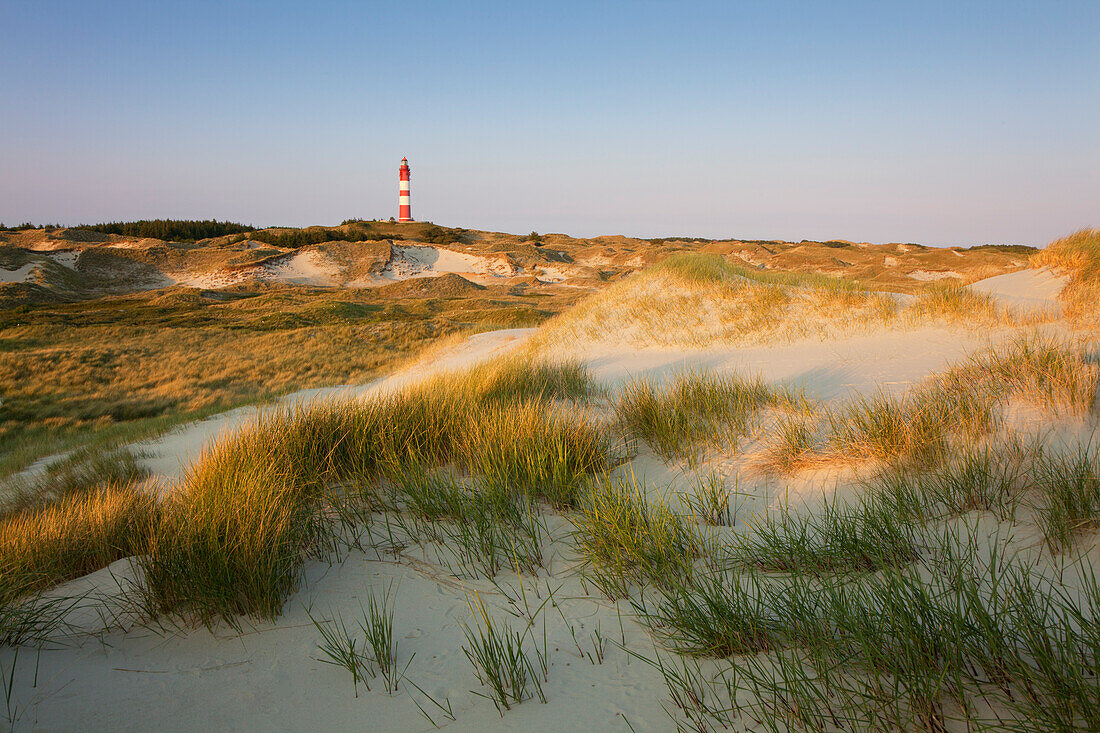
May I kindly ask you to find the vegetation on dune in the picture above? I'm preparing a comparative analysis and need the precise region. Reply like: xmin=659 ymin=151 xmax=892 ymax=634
xmin=615 ymin=370 xmax=801 ymax=462
xmin=765 ymin=333 xmax=1096 ymax=472
xmin=140 ymin=358 xmax=616 ymax=623
xmin=0 ymin=446 xmax=152 ymax=603
xmin=3 ymin=229 xmax=1099 ymax=726
xmin=527 ymin=252 xmax=1010 ymax=354
xmin=943 ymin=333 xmax=1100 ymax=415
xmin=0 ymin=484 xmax=157 ymax=603
xmin=636 ymin=437 xmax=1100 ymax=730
xmin=0 ymin=282 xmax=584 ymax=480
xmin=910 ymin=281 xmax=1000 ymax=321
xmin=1034 ymin=228 xmax=1100 ymax=322
xmin=643 ymin=550 xmax=1100 ymax=731
xmin=572 ymin=474 xmax=700 ymax=599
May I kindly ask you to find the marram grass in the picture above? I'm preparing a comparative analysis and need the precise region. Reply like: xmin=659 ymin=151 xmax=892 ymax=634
xmin=0 ymin=483 xmax=157 ymax=602
xmin=572 ymin=474 xmax=701 ymax=599
xmin=140 ymin=359 xmax=616 ymax=623
xmin=615 ymin=370 xmax=802 ymax=462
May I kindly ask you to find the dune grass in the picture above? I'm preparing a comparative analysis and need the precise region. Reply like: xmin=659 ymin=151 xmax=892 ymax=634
xmin=730 ymin=493 xmax=923 ymax=575
xmin=943 ymin=333 xmax=1099 ymax=416
xmin=1 ymin=446 xmax=149 ymax=518
xmin=765 ymin=334 xmax=1096 ymax=474
xmin=572 ymin=474 xmax=700 ymax=599
xmin=526 ymin=253 xmax=908 ymax=354
xmin=1032 ymin=444 xmax=1100 ymax=552
xmin=461 ymin=594 xmax=547 ymax=714
xmin=0 ymin=483 xmax=157 ymax=603
xmin=910 ymin=281 xmax=1003 ymax=322
xmin=1033 ymin=228 xmax=1100 ymax=322
xmin=0 ymin=445 xmax=153 ymax=615
xmin=616 ymin=371 xmax=800 ymax=462
xmin=527 ymin=252 xmax=1022 ymax=357
xmin=140 ymin=358 xmax=616 ymax=624
xmin=766 ymin=382 xmax=1000 ymax=472
xmin=644 ymin=545 xmax=1100 ymax=731
xmin=380 ymin=464 xmax=547 ymax=578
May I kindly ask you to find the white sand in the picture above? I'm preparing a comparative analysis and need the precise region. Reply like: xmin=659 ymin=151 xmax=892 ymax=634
xmin=907 ymin=269 xmax=962 ymax=281
xmin=0 ymin=263 xmax=39 ymax=283
xmin=580 ymin=326 xmax=988 ymax=401
xmin=379 ymin=245 xmax=518 ymax=282
xmin=969 ymin=267 xmax=1068 ymax=312
xmin=261 ymin=250 xmax=340 ymax=286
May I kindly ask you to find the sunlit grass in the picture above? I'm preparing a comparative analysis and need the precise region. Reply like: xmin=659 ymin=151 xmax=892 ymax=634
xmin=572 ymin=474 xmax=700 ymax=598
xmin=615 ymin=370 xmax=800 ymax=462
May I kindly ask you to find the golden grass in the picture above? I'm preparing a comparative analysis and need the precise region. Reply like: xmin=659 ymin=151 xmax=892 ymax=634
xmin=0 ymin=282 xmax=587 ymax=480
xmin=140 ymin=359 xmax=616 ymax=623
xmin=1033 ymin=228 xmax=1100 ymax=323
xmin=763 ymin=334 xmax=1097 ymax=474
xmin=526 ymin=253 xmax=1016 ymax=356
xmin=943 ymin=333 xmax=1099 ymax=416
xmin=0 ymin=484 xmax=157 ymax=601
xmin=615 ymin=370 xmax=802 ymax=462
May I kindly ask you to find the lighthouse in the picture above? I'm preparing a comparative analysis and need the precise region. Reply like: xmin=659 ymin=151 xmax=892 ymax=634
xmin=398 ymin=157 xmax=412 ymax=222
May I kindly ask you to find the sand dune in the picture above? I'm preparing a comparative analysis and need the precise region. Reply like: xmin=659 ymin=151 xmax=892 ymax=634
xmin=970 ymin=266 xmax=1068 ymax=312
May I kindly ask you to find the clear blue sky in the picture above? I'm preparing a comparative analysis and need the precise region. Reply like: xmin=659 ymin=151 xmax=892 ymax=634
xmin=1 ymin=1 xmax=1096 ymax=246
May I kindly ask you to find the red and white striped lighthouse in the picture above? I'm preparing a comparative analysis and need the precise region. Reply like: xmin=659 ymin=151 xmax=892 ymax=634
xmin=398 ymin=157 xmax=412 ymax=222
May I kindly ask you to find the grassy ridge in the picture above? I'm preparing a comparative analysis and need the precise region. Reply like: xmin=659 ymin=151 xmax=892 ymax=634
xmin=766 ymin=334 xmax=1097 ymax=472
xmin=142 ymin=358 xmax=615 ymax=623
xmin=1 ymin=484 xmax=156 ymax=603
xmin=1034 ymin=228 xmax=1100 ymax=322
xmin=528 ymin=252 xmax=1014 ymax=354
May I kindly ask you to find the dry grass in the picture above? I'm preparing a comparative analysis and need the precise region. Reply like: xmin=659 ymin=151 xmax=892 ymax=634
xmin=764 ymin=383 xmax=999 ymax=472
xmin=764 ymin=333 xmax=1096 ymax=473
xmin=1032 ymin=228 xmax=1100 ymax=323
xmin=908 ymin=281 xmax=1002 ymax=323
xmin=615 ymin=370 xmax=801 ymax=462
xmin=0 ymin=484 xmax=157 ymax=602
xmin=526 ymin=253 xmax=1014 ymax=356
xmin=140 ymin=359 xmax=616 ymax=624
xmin=0 ymin=282 xmax=585 ymax=480
xmin=943 ymin=333 xmax=1099 ymax=416
xmin=2 ymin=446 xmax=148 ymax=517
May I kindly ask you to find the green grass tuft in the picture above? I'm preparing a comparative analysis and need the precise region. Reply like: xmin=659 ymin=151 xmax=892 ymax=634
xmin=572 ymin=474 xmax=700 ymax=598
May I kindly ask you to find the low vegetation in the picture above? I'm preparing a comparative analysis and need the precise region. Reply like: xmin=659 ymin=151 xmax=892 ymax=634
xmin=765 ymin=333 xmax=1096 ymax=472
xmin=3 ymin=233 xmax=1098 ymax=726
xmin=615 ymin=370 xmax=800 ymax=462
xmin=572 ymin=475 xmax=700 ymax=599
xmin=527 ymin=252 xmax=1011 ymax=355
xmin=643 ymin=552 xmax=1100 ymax=731
xmin=461 ymin=594 xmax=547 ymax=714
xmin=1033 ymin=227 xmax=1100 ymax=322
xmin=0 ymin=484 xmax=157 ymax=602
xmin=140 ymin=358 xmax=615 ymax=623
xmin=0 ymin=277 xmax=584 ymax=480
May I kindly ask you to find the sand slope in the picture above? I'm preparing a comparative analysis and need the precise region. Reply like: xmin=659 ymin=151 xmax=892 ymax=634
xmin=969 ymin=267 xmax=1068 ymax=312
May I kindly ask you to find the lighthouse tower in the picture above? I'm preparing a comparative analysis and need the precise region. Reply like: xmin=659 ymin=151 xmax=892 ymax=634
xmin=398 ymin=157 xmax=412 ymax=222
